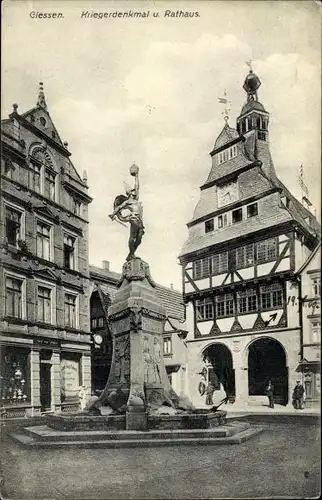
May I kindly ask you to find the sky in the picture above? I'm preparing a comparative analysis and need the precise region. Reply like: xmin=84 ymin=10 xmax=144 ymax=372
xmin=2 ymin=0 xmax=321 ymax=290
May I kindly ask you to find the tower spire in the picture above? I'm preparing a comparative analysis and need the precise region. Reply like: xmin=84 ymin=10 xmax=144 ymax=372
xmin=37 ymin=82 xmax=47 ymax=110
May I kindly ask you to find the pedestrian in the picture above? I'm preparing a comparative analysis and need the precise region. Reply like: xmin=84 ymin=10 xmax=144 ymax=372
xmin=292 ymin=380 xmax=305 ymax=409
xmin=205 ymin=382 xmax=215 ymax=406
xmin=265 ymin=380 xmax=274 ymax=408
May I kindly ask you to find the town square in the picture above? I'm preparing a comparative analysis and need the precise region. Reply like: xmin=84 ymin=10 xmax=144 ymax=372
xmin=0 ymin=1 xmax=320 ymax=499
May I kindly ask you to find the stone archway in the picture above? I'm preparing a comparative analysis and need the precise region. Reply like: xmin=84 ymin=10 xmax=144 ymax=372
xmin=202 ymin=343 xmax=235 ymax=400
xmin=248 ymin=337 xmax=288 ymax=405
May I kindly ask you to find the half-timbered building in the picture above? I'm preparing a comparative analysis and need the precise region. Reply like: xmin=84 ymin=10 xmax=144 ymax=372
xmin=179 ymin=68 xmax=320 ymax=407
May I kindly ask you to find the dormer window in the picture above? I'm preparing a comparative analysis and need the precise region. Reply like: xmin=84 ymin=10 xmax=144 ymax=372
xmin=232 ymin=208 xmax=243 ymax=224
xmin=218 ymin=145 xmax=237 ymax=165
xmin=247 ymin=203 xmax=258 ymax=218
xmin=205 ymin=219 xmax=214 ymax=233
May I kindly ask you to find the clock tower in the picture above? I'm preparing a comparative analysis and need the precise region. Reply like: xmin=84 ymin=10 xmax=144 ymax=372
xmin=179 ymin=65 xmax=320 ymax=409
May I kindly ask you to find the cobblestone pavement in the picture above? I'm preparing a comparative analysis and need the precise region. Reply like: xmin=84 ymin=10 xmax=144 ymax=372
xmin=0 ymin=421 xmax=320 ymax=499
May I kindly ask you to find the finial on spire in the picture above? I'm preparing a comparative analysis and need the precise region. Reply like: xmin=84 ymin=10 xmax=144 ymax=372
xmin=12 ymin=103 xmax=18 ymax=113
xmin=245 ymin=59 xmax=253 ymax=73
xmin=82 ymin=170 xmax=88 ymax=184
xmin=37 ymin=82 xmax=47 ymax=110
xmin=218 ymin=90 xmax=231 ymax=124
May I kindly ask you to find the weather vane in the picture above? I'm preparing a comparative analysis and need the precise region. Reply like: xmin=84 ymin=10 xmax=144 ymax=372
xmin=109 ymin=164 xmax=144 ymax=262
xmin=218 ymin=90 xmax=231 ymax=124
xmin=245 ymin=59 xmax=253 ymax=72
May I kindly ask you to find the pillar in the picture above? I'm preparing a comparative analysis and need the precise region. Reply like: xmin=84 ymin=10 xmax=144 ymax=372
xmin=81 ymin=351 xmax=92 ymax=402
xmin=50 ymin=350 xmax=61 ymax=411
xmin=234 ymin=366 xmax=249 ymax=406
xmin=30 ymin=348 xmax=41 ymax=415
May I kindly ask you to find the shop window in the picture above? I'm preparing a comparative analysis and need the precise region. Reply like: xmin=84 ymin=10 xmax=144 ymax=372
xmin=196 ymin=298 xmax=214 ymax=320
xmin=232 ymin=208 xmax=243 ymax=224
xmin=205 ymin=219 xmax=214 ymax=233
xmin=215 ymin=293 xmax=234 ymax=318
xmin=44 ymin=169 xmax=56 ymax=201
xmin=36 ymin=222 xmax=51 ymax=261
xmin=163 ymin=337 xmax=172 ymax=355
xmin=98 ymin=317 xmax=104 ymax=328
xmin=64 ymin=293 xmax=77 ymax=328
xmin=91 ymin=318 xmax=97 ymax=329
xmin=5 ymin=205 xmax=22 ymax=246
xmin=63 ymin=234 xmax=76 ymax=270
xmin=247 ymin=203 xmax=258 ymax=218
xmin=236 ymin=244 xmax=254 ymax=269
xmin=60 ymin=354 xmax=81 ymax=402
xmin=193 ymin=257 xmax=210 ymax=280
xmin=260 ymin=283 xmax=283 ymax=310
xmin=237 ymin=289 xmax=257 ymax=313
xmin=5 ymin=277 xmax=23 ymax=318
xmin=257 ymin=238 xmax=277 ymax=263
xmin=211 ymin=252 xmax=228 ymax=275
xmin=0 ymin=348 xmax=30 ymax=404
xmin=37 ymin=286 xmax=52 ymax=323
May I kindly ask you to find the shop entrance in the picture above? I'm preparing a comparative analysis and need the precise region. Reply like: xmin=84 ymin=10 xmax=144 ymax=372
xmin=40 ymin=351 xmax=52 ymax=411
xmin=248 ymin=338 xmax=288 ymax=405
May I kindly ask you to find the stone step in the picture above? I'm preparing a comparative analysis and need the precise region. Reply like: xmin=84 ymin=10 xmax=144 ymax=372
xmin=10 ymin=426 xmax=263 ymax=449
xmin=23 ymin=421 xmax=250 ymax=442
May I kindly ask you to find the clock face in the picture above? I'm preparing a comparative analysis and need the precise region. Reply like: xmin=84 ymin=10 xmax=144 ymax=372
xmin=217 ymin=182 xmax=238 ymax=208
xmin=93 ymin=334 xmax=103 ymax=345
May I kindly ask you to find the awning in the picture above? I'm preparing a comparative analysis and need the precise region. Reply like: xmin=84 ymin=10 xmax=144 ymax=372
xmin=165 ymin=363 xmax=181 ymax=373
xmin=296 ymin=358 xmax=320 ymax=373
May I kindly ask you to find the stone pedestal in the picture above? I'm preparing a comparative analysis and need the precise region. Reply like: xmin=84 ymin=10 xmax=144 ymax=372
xmin=97 ymin=257 xmax=192 ymax=429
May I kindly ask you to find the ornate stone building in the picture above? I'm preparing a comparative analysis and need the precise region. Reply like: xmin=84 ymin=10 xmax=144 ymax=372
xmin=179 ymin=67 xmax=320 ymax=407
xmin=0 ymin=84 xmax=92 ymax=417
xmin=89 ymin=261 xmax=188 ymax=397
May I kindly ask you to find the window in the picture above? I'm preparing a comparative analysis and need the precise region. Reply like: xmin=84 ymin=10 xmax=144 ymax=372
xmin=311 ymin=321 xmax=320 ymax=344
xmin=40 ymin=117 xmax=47 ymax=127
xmin=205 ymin=219 xmax=214 ymax=233
xmin=217 ymin=146 xmax=237 ymax=165
xmin=91 ymin=318 xmax=97 ymax=329
xmin=193 ymin=257 xmax=210 ymax=280
xmin=247 ymin=117 xmax=253 ymax=131
xmin=65 ymin=293 xmax=77 ymax=328
xmin=29 ymin=163 xmax=41 ymax=193
xmin=164 ymin=337 xmax=172 ymax=355
xmin=98 ymin=317 xmax=104 ymax=328
xmin=211 ymin=252 xmax=228 ymax=275
xmin=247 ymin=203 xmax=258 ymax=218
xmin=44 ymin=169 xmax=56 ymax=200
xmin=312 ymin=278 xmax=321 ymax=298
xmin=37 ymin=286 xmax=51 ymax=323
xmin=36 ymin=222 xmax=51 ymax=260
xmin=232 ymin=208 xmax=243 ymax=224
xmin=260 ymin=283 xmax=283 ymax=310
xmin=257 ymin=238 xmax=277 ymax=263
xmin=218 ymin=214 xmax=228 ymax=228
xmin=63 ymin=234 xmax=76 ymax=270
xmin=258 ymin=131 xmax=266 ymax=141
xmin=236 ymin=244 xmax=254 ymax=269
xmin=5 ymin=206 xmax=22 ymax=246
xmin=0 ymin=347 xmax=30 ymax=404
xmin=72 ymin=199 xmax=82 ymax=216
xmin=216 ymin=293 xmax=234 ymax=317
xmin=3 ymin=158 xmax=13 ymax=178
xmin=6 ymin=277 xmax=23 ymax=318
xmin=237 ymin=289 xmax=257 ymax=313
xmin=196 ymin=298 xmax=214 ymax=320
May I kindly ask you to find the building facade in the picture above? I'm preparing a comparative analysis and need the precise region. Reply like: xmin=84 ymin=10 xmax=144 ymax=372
xmin=179 ymin=68 xmax=320 ymax=408
xmin=89 ymin=261 xmax=189 ymax=397
xmin=296 ymin=243 xmax=321 ymax=407
xmin=0 ymin=84 xmax=92 ymax=418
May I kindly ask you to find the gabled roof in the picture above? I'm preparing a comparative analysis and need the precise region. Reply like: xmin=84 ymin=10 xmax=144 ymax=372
xmin=212 ymin=124 xmax=239 ymax=152
xmin=296 ymin=242 xmax=321 ymax=275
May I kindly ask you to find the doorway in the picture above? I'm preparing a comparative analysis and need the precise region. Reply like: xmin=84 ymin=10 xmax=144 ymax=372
xmin=203 ymin=343 xmax=235 ymax=399
xmin=248 ymin=338 xmax=288 ymax=405
xmin=40 ymin=353 xmax=52 ymax=411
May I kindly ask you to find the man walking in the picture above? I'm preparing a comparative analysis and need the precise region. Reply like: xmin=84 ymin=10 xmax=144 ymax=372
xmin=266 ymin=380 xmax=274 ymax=408
xmin=292 ymin=380 xmax=305 ymax=409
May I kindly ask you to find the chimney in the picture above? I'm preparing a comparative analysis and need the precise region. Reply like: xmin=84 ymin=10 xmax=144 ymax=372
xmin=102 ymin=260 xmax=110 ymax=271
xmin=170 ymin=283 xmax=174 ymax=290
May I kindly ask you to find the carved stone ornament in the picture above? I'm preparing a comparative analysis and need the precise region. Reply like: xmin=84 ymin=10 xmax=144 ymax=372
xmin=117 ymin=257 xmax=156 ymax=288
xmin=130 ymin=305 xmax=142 ymax=333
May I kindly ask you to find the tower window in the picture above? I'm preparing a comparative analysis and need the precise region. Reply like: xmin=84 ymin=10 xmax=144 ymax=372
xmin=205 ymin=219 xmax=214 ymax=233
xmin=218 ymin=214 xmax=229 ymax=228
xmin=247 ymin=203 xmax=258 ymax=218
xmin=258 ymin=131 xmax=266 ymax=141
xmin=247 ymin=117 xmax=252 ymax=131
xmin=232 ymin=208 xmax=243 ymax=224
